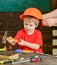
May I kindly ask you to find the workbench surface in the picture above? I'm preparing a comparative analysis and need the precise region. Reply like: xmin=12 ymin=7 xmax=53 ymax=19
xmin=0 ymin=51 xmax=57 ymax=65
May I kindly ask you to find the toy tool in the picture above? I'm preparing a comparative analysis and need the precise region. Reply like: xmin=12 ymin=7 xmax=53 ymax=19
xmin=14 ymin=49 xmax=33 ymax=53
xmin=12 ymin=59 xmax=30 ymax=64
xmin=0 ymin=59 xmax=14 ymax=64
xmin=12 ymin=55 xmax=42 ymax=64
xmin=0 ymin=31 xmax=8 ymax=51
xmin=0 ymin=46 xmax=6 ymax=51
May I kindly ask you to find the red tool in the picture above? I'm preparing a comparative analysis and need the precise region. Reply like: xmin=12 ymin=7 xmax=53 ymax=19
xmin=31 ymin=55 xmax=42 ymax=62
xmin=31 ymin=58 xmax=41 ymax=62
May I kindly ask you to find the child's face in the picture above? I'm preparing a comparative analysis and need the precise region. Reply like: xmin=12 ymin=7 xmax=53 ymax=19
xmin=23 ymin=17 xmax=38 ymax=34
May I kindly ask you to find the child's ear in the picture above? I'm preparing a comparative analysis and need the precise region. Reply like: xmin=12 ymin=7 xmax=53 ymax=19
xmin=35 ymin=24 xmax=38 ymax=28
xmin=35 ymin=24 xmax=39 ymax=28
xmin=35 ymin=20 xmax=40 ymax=28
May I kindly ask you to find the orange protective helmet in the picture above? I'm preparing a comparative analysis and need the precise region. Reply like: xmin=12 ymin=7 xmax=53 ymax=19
xmin=20 ymin=8 xmax=43 ymax=20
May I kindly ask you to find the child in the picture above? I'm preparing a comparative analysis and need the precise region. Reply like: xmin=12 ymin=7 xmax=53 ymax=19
xmin=6 ymin=8 xmax=43 ymax=53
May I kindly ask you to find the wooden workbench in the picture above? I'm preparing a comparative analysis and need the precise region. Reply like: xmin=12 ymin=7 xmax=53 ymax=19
xmin=0 ymin=51 xmax=57 ymax=65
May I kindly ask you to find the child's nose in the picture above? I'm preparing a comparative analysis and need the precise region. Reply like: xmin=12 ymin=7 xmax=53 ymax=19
xmin=27 ymin=25 xmax=30 ymax=28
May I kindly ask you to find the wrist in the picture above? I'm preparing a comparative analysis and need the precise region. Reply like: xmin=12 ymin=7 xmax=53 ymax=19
xmin=24 ymin=41 xmax=27 ymax=46
xmin=43 ymin=13 xmax=50 ymax=19
xmin=55 ymin=18 xmax=57 ymax=24
xmin=9 ymin=39 xmax=15 ymax=45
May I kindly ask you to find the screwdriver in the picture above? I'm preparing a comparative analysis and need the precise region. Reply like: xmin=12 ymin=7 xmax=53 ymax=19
xmin=12 ymin=55 xmax=42 ymax=64
xmin=0 ymin=59 xmax=14 ymax=64
xmin=12 ymin=59 xmax=30 ymax=64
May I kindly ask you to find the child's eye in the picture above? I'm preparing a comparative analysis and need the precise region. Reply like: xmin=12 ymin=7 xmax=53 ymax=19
xmin=30 ymin=25 xmax=33 ymax=26
xmin=25 ymin=24 xmax=28 ymax=25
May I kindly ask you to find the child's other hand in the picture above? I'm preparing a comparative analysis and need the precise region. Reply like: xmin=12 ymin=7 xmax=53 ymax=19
xmin=18 ymin=39 xmax=26 ymax=46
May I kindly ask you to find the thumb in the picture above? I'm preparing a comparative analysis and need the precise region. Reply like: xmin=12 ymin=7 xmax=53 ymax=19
xmin=20 ymin=39 xmax=23 ymax=42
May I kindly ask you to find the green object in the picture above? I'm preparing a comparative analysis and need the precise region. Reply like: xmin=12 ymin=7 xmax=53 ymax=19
xmin=34 ymin=55 xmax=39 ymax=58
xmin=0 ymin=59 xmax=14 ymax=64
xmin=0 ymin=0 xmax=50 ymax=12
xmin=0 ymin=46 xmax=7 ymax=51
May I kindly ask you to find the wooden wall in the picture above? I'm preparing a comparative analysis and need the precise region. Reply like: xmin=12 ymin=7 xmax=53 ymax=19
xmin=0 ymin=13 xmax=22 ymax=38
xmin=50 ymin=0 xmax=57 ymax=10
xmin=0 ymin=12 xmax=23 ymax=49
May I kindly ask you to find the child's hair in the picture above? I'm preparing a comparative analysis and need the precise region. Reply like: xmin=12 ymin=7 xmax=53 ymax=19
xmin=24 ymin=16 xmax=40 ymax=27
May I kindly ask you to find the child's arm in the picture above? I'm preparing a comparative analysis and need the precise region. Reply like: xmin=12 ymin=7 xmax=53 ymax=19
xmin=18 ymin=39 xmax=40 ymax=50
xmin=6 ymin=36 xmax=18 ymax=45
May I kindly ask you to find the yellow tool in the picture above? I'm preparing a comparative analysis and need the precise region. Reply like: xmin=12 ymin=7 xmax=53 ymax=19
xmin=0 ymin=59 xmax=14 ymax=64
xmin=0 ymin=46 xmax=6 ymax=51
xmin=1 ymin=31 xmax=8 ymax=51
xmin=22 ymin=50 xmax=33 ymax=53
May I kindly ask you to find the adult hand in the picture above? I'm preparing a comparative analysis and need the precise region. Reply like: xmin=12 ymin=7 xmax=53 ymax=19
xmin=42 ymin=18 xmax=57 ymax=27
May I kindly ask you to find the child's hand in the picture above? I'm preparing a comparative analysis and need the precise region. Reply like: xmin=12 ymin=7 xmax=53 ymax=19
xmin=6 ymin=36 xmax=18 ymax=45
xmin=18 ymin=39 xmax=40 ymax=50
xmin=6 ymin=36 xmax=13 ymax=43
xmin=18 ymin=39 xmax=26 ymax=46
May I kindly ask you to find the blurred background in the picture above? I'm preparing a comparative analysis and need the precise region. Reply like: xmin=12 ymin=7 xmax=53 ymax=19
xmin=0 ymin=0 xmax=57 ymax=55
